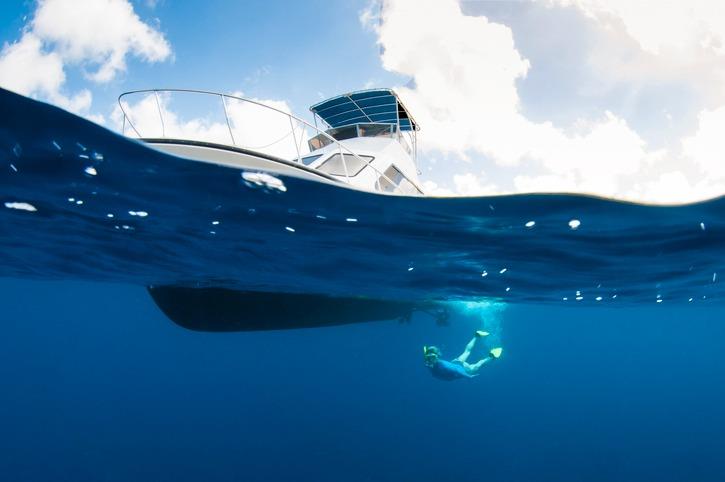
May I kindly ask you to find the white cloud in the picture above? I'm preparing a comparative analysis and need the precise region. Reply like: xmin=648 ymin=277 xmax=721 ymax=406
xmin=377 ymin=0 xmax=531 ymax=160
xmin=421 ymin=180 xmax=454 ymax=196
xmin=682 ymin=105 xmax=725 ymax=180
xmin=0 ymin=33 xmax=63 ymax=97
xmin=369 ymin=0 xmax=725 ymax=203
xmin=541 ymin=0 xmax=725 ymax=108
xmin=551 ymin=0 xmax=725 ymax=57
xmin=0 ymin=32 xmax=93 ymax=114
xmin=452 ymin=172 xmax=503 ymax=197
xmin=0 ymin=0 xmax=171 ymax=120
xmin=359 ymin=0 xmax=380 ymax=30
xmin=32 ymin=0 xmax=171 ymax=83
xmin=628 ymin=171 xmax=722 ymax=205
xmin=374 ymin=0 xmax=655 ymax=197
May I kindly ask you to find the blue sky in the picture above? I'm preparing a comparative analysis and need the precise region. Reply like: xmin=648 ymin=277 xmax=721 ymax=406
xmin=0 ymin=0 xmax=399 ymax=116
xmin=2 ymin=0 xmax=725 ymax=203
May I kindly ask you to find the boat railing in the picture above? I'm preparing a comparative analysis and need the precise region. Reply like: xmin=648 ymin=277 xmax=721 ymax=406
xmin=117 ymin=89 xmax=401 ymax=192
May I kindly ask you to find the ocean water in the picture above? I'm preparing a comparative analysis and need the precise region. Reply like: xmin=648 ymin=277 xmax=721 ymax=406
xmin=2 ymin=88 xmax=725 ymax=481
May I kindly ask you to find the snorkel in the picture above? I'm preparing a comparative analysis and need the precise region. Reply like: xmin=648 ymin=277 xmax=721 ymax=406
xmin=423 ymin=345 xmax=441 ymax=367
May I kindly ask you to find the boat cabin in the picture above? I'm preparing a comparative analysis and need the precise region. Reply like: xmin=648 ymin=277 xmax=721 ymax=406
xmin=303 ymin=89 xmax=422 ymax=194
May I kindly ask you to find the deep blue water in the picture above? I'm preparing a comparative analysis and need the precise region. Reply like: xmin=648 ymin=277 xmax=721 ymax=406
xmin=2 ymin=279 xmax=725 ymax=482
xmin=3 ymin=88 xmax=725 ymax=481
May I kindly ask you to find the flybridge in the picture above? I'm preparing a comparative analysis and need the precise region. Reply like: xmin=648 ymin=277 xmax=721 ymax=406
xmin=310 ymin=88 xmax=419 ymax=132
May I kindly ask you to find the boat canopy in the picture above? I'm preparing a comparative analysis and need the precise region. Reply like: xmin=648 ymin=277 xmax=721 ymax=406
xmin=310 ymin=89 xmax=419 ymax=132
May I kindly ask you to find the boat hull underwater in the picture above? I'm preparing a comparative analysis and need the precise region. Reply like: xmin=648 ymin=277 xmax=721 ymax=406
xmin=148 ymin=287 xmax=427 ymax=331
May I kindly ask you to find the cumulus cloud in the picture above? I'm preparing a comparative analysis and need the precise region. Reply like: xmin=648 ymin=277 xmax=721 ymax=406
xmin=373 ymin=0 xmax=655 ymax=198
xmin=366 ymin=0 xmax=725 ymax=203
xmin=0 ymin=0 xmax=171 ymax=120
xmin=452 ymin=172 xmax=504 ymax=197
xmin=32 ymin=0 xmax=171 ymax=83
xmin=627 ymin=171 xmax=722 ymax=205
xmin=0 ymin=33 xmax=63 ymax=98
xmin=544 ymin=0 xmax=725 ymax=107
xmin=551 ymin=0 xmax=725 ymax=57
xmin=421 ymin=180 xmax=454 ymax=196
xmin=682 ymin=106 xmax=725 ymax=181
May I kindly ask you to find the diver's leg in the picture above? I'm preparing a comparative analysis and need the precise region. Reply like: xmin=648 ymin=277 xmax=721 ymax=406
xmin=467 ymin=356 xmax=492 ymax=374
xmin=467 ymin=347 xmax=503 ymax=374
xmin=454 ymin=331 xmax=489 ymax=363
xmin=454 ymin=336 xmax=478 ymax=363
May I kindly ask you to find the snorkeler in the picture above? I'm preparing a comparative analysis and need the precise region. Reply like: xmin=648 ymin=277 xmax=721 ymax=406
xmin=423 ymin=330 xmax=503 ymax=380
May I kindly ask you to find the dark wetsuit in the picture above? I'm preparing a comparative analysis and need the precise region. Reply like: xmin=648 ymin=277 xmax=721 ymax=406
xmin=428 ymin=359 xmax=474 ymax=380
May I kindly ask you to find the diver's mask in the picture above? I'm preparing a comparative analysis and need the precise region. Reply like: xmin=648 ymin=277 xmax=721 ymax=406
xmin=423 ymin=345 xmax=441 ymax=367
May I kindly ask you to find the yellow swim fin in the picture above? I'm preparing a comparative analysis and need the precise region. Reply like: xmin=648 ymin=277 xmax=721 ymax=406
xmin=489 ymin=347 xmax=503 ymax=359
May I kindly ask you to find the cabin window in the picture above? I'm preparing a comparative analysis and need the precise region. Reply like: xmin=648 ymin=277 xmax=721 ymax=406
xmin=300 ymin=154 xmax=323 ymax=166
xmin=308 ymin=135 xmax=333 ymax=151
xmin=357 ymin=123 xmax=395 ymax=138
xmin=328 ymin=125 xmax=359 ymax=141
xmin=317 ymin=154 xmax=374 ymax=177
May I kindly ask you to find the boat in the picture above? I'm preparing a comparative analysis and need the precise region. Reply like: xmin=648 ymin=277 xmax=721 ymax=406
xmin=117 ymin=87 xmax=429 ymax=330
xmin=118 ymin=88 xmax=424 ymax=195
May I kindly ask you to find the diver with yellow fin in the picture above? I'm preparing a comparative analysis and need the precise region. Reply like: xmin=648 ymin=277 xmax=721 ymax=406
xmin=423 ymin=330 xmax=503 ymax=380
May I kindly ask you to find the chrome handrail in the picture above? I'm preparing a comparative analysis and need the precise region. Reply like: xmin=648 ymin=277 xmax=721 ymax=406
xmin=117 ymin=88 xmax=402 ymax=192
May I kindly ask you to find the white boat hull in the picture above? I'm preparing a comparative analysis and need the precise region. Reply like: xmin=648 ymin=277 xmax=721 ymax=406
xmin=144 ymin=138 xmax=341 ymax=185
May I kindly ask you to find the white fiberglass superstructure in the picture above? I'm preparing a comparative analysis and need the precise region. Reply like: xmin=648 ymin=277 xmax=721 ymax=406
xmin=118 ymin=88 xmax=424 ymax=195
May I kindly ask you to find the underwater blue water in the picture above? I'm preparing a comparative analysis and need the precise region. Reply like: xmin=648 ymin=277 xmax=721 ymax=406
xmin=2 ymin=88 xmax=725 ymax=481
xmin=2 ymin=279 xmax=725 ymax=482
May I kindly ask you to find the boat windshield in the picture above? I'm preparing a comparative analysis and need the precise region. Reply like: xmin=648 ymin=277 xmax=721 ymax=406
xmin=308 ymin=123 xmax=397 ymax=151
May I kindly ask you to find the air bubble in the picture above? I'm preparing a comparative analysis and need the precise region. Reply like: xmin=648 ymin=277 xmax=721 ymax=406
xmin=242 ymin=171 xmax=287 ymax=192
xmin=4 ymin=202 xmax=37 ymax=212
